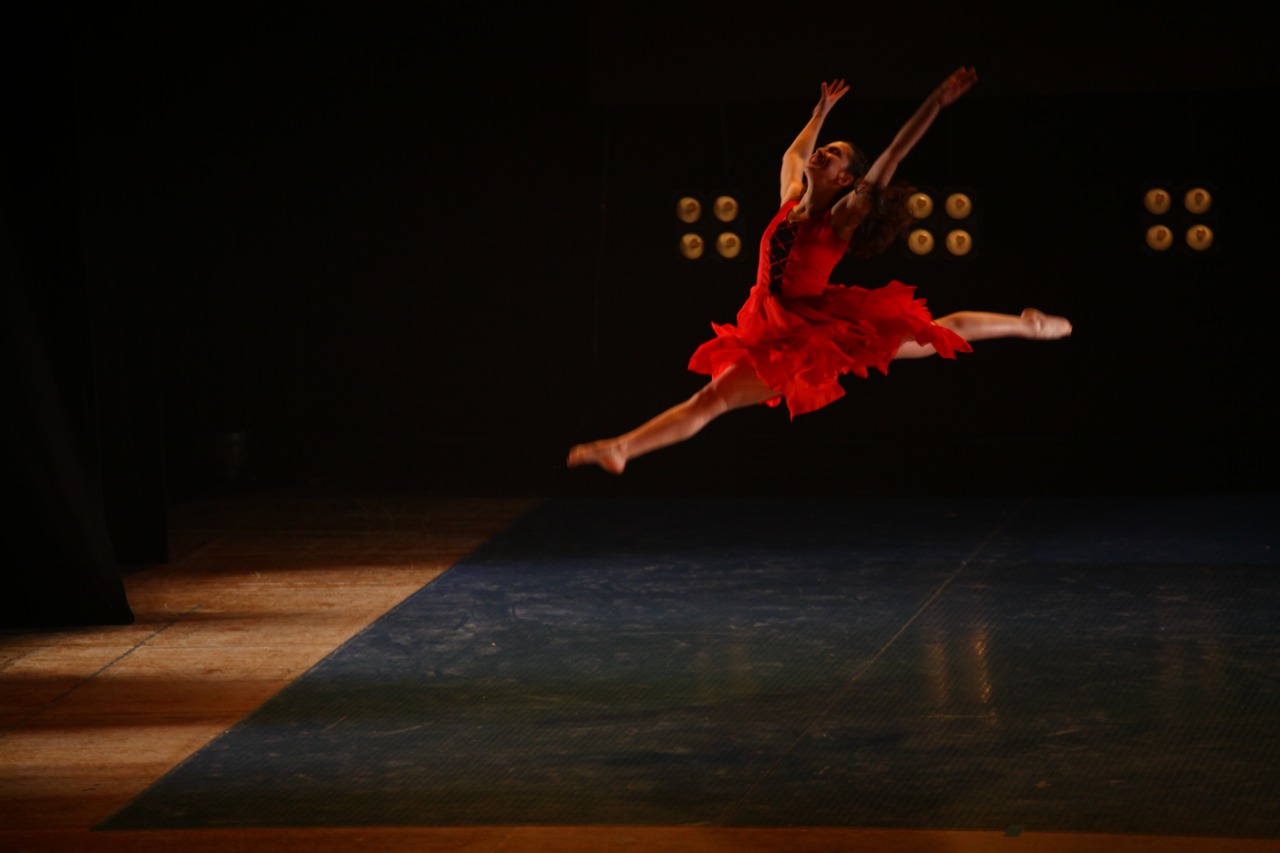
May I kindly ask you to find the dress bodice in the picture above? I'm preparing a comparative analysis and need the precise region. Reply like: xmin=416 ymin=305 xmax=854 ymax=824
xmin=757 ymin=200 xmax=849 ymax=297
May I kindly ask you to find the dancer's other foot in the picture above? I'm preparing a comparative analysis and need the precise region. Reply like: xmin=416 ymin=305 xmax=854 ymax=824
xmin=1021 ymin=308 xmax=1072 ymax=339
xmin=567 ymin=441 xmax=626 ymax=475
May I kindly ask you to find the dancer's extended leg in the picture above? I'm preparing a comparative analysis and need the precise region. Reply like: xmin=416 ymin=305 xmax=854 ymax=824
xmin=894 ymin=307 xmax=1072 ymax=359
xmin=567 ymin=362 xmax=777 ymax=474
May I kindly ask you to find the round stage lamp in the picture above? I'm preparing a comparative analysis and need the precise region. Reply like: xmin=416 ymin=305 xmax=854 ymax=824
xmin=1146 ymin=224 xmax=1174 ymax=251
xmin=1184 ymin=187 xmax=1212 ymax=215
xmin=909 ymin=192 xmax=934 ymax=219
xmin=944 ymin=192 xmax=972 ymax=219
xmin=907 ymin=228 xmax=935 ymax=255
xmin=679 ymin=233 xmax=704 ymax=259
xmin=945 ymin=229 xmax=973 ymax=256
xmin=1185 ymin=224 xmax=1214 ymax=251
xmin=676 ymin=197 xmax=702 ymax=223
xmin=1144 ymin=188 xmax=1172 ymax=215
xmin=715 ymin=232 xmax=742 ymax=258
xmin=713 ymin=195 xmax=739 ymax=222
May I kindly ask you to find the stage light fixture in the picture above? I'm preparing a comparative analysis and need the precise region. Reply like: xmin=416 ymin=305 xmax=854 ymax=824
xmin=1144 ymin=187 xmax=1172 ymax=215
xmin=715 ymin=232 xmax=742 ymax=259
xmin=1140 ymin=180 xmax=1219 ymax=257
xmin=909 ymin=192 xmax=934 ymax=219
xmin=945 ymin=229 xmax=973 ymax=256
xmin=907 ymin=228 xmax=935 ymax=255
xmin=902 ymin=186 xmax=979 ymax=259
xmin=674 ymin=190 xmax=746 ymax=262
xmin=1184 ymin=187 xmax=1212 ymax=215
xmin=944 ymin=192 xmax=972 ymax=220
xmin=1145 ymin=224 xmax=1174 ymax=252
xmin=679 ymin=233 xmax=705 ymax=260
xmin=1185 ymin=224 xmax=1214 ymax=251
xmin=676 ymin=196 xmax=702 ymax=223
xmin=713 ymin=195 xmax=739 ymax=222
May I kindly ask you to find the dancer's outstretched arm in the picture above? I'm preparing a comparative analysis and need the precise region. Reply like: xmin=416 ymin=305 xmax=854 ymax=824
xmin=862 ymin=66 xmax=977 ymax=190
xmin=780 ymin=78 xmax=849 ymax=203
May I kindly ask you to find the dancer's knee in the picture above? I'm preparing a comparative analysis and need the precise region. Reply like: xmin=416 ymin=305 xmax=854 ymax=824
xmin=703 ymin=364 xmax=776 ymax=412
xmin=933 ymin=312 xmax=968 ymax=333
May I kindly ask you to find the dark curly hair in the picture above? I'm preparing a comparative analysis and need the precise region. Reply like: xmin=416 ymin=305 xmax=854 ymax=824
xmin=845 ymin=181 xmax=916 ymax=259
xmin=831 ymin=140 xmax=915 ymax=260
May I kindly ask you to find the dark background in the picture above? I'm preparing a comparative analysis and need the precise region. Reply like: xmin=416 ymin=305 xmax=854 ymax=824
xmin=5 ymin=2 xmax=1279 ymax=621
xmin=113 ymin=1 xmax=1272 ymax=499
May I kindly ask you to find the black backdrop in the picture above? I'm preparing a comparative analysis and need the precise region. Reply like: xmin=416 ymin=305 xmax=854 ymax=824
xmin=5 ymin=2 xmax=1278 ymax=626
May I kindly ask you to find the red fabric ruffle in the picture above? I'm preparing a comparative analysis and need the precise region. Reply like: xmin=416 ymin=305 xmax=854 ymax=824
xmin=687 ymin=279 xmax=971 ymax=419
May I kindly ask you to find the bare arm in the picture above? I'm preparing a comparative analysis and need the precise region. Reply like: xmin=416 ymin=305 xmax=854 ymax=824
xmin=864 ymin=66 xmax=977 ymax=189
xmin=779 ymin=78 xmax=849 ymax=203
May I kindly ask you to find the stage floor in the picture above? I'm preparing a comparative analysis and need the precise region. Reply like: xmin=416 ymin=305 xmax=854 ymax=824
xmin=2 ymin=487 xmax=1277 ymax=852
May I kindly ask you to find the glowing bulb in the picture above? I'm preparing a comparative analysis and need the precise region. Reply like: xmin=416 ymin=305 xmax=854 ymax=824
xmin=677 ymin=197 xmax=702 ymax=223
xmin=907 ymin=228 xmax=935 ymax=255
xmin=1185 ymin=224 xmax=1214 ymax=251
xmin=945 ymin=229 xmax=973 ymax=256
xmin=1144 ymin=188 xmax=1171 ymax=215
xmin=715 ymin=232 xmax=741 ymax=258
xmin=1184 ymin=187 xmax=1212 ymax=215
xmin=1146 ymin=224 xmax=1173 ymax=251
xmin=945 ymin=193 xmax=972 ymax=219
xmin=679 ymin=233 xmax=704 ymax=259
xmin=713 ymin=196 xmax=739 ymax=222
xmin=909 ymin=192 xmax=934 ymax=219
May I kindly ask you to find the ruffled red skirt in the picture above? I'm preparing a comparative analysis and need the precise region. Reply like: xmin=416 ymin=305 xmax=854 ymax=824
xmin=687 ymin=279 xmax=972 ymax=419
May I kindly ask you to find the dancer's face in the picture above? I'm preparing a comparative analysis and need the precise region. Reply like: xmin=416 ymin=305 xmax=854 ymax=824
xmin=808 ymin=142 xmax=856 ymax=189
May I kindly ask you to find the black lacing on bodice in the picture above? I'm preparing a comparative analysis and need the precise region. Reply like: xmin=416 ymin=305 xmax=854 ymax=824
xmin=767 ymin=215 xmax=800 ymax=295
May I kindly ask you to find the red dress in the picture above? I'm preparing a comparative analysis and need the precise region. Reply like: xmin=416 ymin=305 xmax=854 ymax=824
xmin=687 ymin=199 xmax=972 ymax=418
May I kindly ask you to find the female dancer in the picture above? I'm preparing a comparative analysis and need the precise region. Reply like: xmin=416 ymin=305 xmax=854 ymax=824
xmin=568 ymin=67 xmax=1071 ymax=475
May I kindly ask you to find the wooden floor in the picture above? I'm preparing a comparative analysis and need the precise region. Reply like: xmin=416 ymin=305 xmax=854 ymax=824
xmin=0 ymin=488 xmax=1274 ymax=853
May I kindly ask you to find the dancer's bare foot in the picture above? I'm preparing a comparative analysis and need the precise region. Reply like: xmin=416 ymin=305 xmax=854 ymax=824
xmin=1021 ymin=308 xmax=1072 ymax=339
xmin=567 ymin=441 xmax=627 ymax=475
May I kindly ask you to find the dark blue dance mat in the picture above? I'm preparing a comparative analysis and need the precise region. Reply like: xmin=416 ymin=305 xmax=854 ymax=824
xmin=99 ymin=494 xmax=1280 ymax=836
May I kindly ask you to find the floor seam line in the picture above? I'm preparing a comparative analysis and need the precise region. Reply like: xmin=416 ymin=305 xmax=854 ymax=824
xmin=0 ymin=602 xmax=206 ymax=741
xmin=715 ymin=495 xmax=1030 ymax=825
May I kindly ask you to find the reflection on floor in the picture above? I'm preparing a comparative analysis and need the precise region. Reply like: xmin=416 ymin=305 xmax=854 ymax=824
xmin=2 ymin=488 xmax=1277 ymax=852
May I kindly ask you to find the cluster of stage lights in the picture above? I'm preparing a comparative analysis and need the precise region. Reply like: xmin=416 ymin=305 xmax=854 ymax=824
xmin=1142 ymin=185 xmax=1215 ymax=254
xmin=675 ymin=184 xmax=1218 ymax=261
xmin=675 ymin=195 xmax=743 ymax=261
xmin=904 ymin=190 xmax=977 ymax=258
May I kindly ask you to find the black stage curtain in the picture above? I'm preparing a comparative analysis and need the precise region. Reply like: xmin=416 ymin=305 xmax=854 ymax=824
xmin=3 ymin=3 xmax=166 ymax=629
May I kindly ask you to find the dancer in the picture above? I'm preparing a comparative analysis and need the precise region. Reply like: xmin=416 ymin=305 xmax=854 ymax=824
xmin=568 ymin=68 xmax=1070 ymax=475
